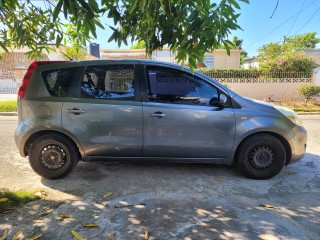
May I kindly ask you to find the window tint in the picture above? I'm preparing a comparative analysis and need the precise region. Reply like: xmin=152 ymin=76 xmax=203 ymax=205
xmin=81 ymin=65 xmax=135 ymax=100
xmin=147 ymin=67 xmax=219 ymax=106
xmin=42 ymin=67 xmax=78 ymax=97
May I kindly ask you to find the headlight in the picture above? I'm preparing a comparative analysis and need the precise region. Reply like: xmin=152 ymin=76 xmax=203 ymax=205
xmin=274 ymin=105 xmax=303 ymax=126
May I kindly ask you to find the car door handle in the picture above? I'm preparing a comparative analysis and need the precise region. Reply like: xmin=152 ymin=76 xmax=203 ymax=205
xmin=68 ymin=108 xmax=85 ymax=115
xmin=149 ymin=112 xmax=166 ymax=118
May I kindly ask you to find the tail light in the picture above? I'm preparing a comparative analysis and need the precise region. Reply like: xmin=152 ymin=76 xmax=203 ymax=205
xmin=18 ymin=61 xmax=67 ymax=101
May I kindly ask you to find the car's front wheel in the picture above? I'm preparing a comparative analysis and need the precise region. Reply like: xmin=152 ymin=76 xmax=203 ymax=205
xmin=236 ymin=134 xmax=286 ymax=179
xmin=29 ymin=133 xmax=79 ymax=179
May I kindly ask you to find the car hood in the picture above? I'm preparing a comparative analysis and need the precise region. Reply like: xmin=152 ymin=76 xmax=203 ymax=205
xmin=233 ymin=94 xmax=279 ymax=114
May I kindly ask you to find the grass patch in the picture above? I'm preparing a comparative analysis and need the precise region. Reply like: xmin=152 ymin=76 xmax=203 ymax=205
xmin=0 ymin=189 xmax=39 ymax=213
xmin=274 ymin=99 xmax=320 ymax=112
xmin=0 ymin=100 xmax=17 ymax=112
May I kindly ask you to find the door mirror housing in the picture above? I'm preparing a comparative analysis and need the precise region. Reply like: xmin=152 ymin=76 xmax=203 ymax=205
xmin=219 ymin=94 xmax=228 ymax=107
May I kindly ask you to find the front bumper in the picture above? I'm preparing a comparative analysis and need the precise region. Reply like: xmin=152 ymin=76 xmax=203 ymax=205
xmin=288 ymin=125 xmax=307 ymax=164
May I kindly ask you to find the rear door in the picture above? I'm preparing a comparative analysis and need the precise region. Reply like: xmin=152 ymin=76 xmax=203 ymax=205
xmin=62 ymin=63 xmax=143 ymax=157
xmin=141 ymin=65 xmax=236 ymax=158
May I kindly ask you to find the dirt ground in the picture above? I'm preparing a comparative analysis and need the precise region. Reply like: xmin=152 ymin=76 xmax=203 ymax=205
xmin=0 ymin=115 xmax=319 ymax=239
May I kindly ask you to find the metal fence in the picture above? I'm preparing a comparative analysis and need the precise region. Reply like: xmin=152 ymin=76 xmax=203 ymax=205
xmin=0 ymin=79 xmax=17 ymax=99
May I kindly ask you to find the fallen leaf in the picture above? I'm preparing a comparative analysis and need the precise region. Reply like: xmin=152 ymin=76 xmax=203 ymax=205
xmin=34 ymin=190 xmax=47 ymax=199
xmin=71 ymin=230 xmax=85 ymax=240
xmin=216 ymin=175 xmax=222 ymax=183
xmin=0 ymin=198 xmax=9 ymax=202
xmin=28 ymin=233 xmax=43 ymax=240
xmin=55 ymin=214 xmax=74 ymax=220
xmin=260 ymin=204 xmax=279 ymax=209
xmin=39 ymin=209 xmax=52 ymax=216
xmin=107 ymin=233 xmax=114 ymax=240
xmin=0 ymin=229 xmax=8 ymax=240
xmin=33 ymin=219 xmax=45 ymax=223
xmin=102 ymin=192 xmax=113 ymax=198
xmin=82 ymin=224 xmax=99 ymax=228
xmin=144 ymin=230 xmax=149 ymax=239
xmin=12 ymin=230 xmax=23 ymax=240
xmin=1 ymin=208 xmax=15 ymax=214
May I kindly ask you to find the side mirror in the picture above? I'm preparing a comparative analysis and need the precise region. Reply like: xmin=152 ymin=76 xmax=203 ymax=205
xmin=219 ymin=94 xmax=227 ymax=107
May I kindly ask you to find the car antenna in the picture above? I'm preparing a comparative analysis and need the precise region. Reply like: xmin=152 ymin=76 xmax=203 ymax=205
xmin=60 ymin=51 xmax=74 ymax=61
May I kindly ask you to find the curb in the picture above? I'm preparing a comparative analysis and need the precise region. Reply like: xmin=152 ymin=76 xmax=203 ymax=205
xmin=296 ymin=112 xmax=320 ymax=115
xmin=0 ymin=112 xmax=18 ymax=116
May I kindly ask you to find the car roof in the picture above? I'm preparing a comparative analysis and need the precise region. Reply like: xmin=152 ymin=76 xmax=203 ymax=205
xmin=75 ymin=58 xmax=187 ymax=69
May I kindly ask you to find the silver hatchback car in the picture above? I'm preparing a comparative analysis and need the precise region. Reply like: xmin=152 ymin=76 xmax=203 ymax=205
xmin=15 ymin=59 xmax=307 ymax=179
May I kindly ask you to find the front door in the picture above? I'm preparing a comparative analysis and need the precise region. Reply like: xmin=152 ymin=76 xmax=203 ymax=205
xmin=62 ymin=64 xmax=143 ymax=157
xmin=142 ymin=66 xmax=236 ymax=158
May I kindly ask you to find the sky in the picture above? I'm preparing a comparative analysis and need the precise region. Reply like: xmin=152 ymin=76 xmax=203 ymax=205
xmin=93 ymin=0 xmax=320 ymax=57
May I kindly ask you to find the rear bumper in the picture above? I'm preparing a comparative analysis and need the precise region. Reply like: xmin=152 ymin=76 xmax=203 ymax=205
xmin=288 ymin=125 xmax=307 ymax=164
xmin=14 ymin=121 xmax=31 ymax=157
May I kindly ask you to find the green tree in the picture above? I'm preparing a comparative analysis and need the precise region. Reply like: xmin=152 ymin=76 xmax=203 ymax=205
xmin=284 ymin=32 xmax=320 ymax=49
xmin=61 ymin=46 xmax=88 ymax=60
xmin=219 ymin=36 xmax=247 ymax=64
xmin=0 ymin=0 xmax=249 ymax=72
xmin=259 ymin=51 xmax=318 ymax=74
xmin=257 ymin=32 xmax=319 ymax=72
xmin=130 ymin=40 xmax=146 ymax=49
xmin=258 ymin=32 xmax=320 ymax=60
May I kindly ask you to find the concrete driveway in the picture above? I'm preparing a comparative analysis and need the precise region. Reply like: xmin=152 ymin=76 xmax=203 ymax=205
xmin=0 ymin=115 xmax=319 ymax=239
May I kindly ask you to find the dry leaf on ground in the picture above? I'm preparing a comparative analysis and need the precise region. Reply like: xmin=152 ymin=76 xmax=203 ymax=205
xmin=56 ymin=214 xmax=74 ymax=220
xmin=28 ymin=232 xmax=43 ymax=240
xmin=144 ymin=230 xmax=149 ymax=239
xmin=12 ymin=230 xmax=23 ymax=240
xmin=216 ymin=175 xmax=222 ymax=183
xmin=34 ymin=190 xmax=47 ymax=199
xmin=33 ymin=219 xmax=45 ymax=223
xmin=260 ymin=204 xmax=279 ymax=209
xmin=71 ymin=230 xmax=85 ymax=240
xmin=0 ymin=198 xmax=9 ymax=202
xmin=107 ymin=233 xmax=114 ymax=240
xmin=0 ymin=229 xmax=8 ymax=240
xmin=82 ymin=223 xmax=99 ymax=228
xmin=102 ymin=192 xmax=113 ymax=198
xmin=1 ymin=208 xmax=15 ymax=214
xmin=39 ymin=209 xmax=52 ymax=216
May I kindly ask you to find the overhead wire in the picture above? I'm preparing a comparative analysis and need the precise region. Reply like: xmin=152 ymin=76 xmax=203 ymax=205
xmin=270 ymin=0 xmax=280 ymax=18
xmin=248 ymin=0 xmax=320 ymax=49
xmin=294 ymin=5 xmax=320 ymax=34
xmin=286 ymin=0 xmax=306 ymax=36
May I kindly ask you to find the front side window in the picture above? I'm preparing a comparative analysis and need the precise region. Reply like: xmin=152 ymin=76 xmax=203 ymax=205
xmin=80 ymin=65 xmax=135 ymax=100
xmin=147 ymin=67 xmax=219 ymax=106
xmin=42 ymin=67 xmax=78 ymax=97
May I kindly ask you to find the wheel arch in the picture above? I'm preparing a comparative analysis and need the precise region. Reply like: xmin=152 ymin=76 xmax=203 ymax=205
xmin=233 ymin=131 xmax=292 ymax=166
xmin=24 ymin=130 xmax=84 ymax=160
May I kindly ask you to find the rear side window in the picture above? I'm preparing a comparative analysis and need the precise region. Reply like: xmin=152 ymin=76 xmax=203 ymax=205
xmin=42 ymin=67 xmax=78 ymax=97
xmin=80 ymin=65 xmax=135 ymax=100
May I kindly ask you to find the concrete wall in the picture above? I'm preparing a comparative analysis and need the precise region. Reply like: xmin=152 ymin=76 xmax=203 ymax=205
xmin=217 ymin=78 xmax=314 ymax=100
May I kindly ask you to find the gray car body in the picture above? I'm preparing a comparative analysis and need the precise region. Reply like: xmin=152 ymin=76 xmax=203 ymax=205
xmin=14 ymin=59 xmax=307 ymax=166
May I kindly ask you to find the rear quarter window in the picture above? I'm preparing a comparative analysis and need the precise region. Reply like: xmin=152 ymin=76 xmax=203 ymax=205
xmin=41 ymin=67 xmax=78 ymax=97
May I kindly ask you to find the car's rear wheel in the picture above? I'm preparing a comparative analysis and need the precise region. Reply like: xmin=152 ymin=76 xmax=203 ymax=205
xmin=29 ymin=133 xmax=79 ymax=179
xmin=236 ymin=134 xmax=286 ymax=179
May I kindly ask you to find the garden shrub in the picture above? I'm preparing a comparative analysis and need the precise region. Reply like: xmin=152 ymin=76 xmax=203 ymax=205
xmin=297 ymin=85 xmax=320 ymax=102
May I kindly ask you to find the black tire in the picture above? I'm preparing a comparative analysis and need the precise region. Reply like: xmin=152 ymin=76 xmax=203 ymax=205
xmin=236 ymin=134 xmax=286 ymax=179
xmin=29 ymin=133 xmax=79 ymax=179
